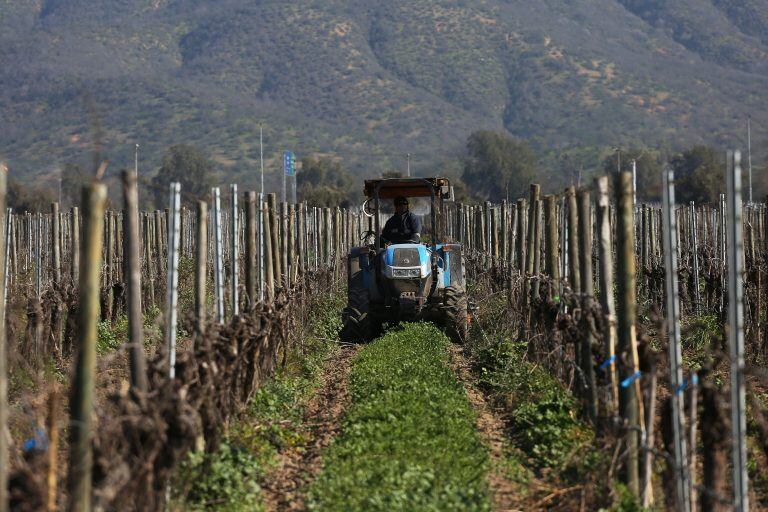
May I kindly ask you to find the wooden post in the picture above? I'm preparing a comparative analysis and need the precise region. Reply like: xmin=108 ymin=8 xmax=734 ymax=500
xmin=122 ymin=171 xmax=147 ymax=393
xmin=195 ymin=201 xmax=208 ymax=337
xmin=280 ymin=202 xmax=288 ymax=286
xmin=596 ymin=177 xmax=619 ymax=410
xmin=52 ymin=203 xmax=61 ymax=289
xmin=532 ymin=198 xmax=542 ymax=299
xmin=288 ymin=203 xmax=296 ymax=285
xmin=615 ymin=171 xmax=640 ymax=496
xmin=298 ymin=203 xmax=307 ymax=281
xmin=67 ymin=182 xmax=107 ymax=512
xmin=524 ymin=185 xmax=539 ymax=284
xmin=245 ymin=192 xmax=257 ymax=308
xmin=516 ymin=198 xmax=526 ymax=274
xmin=263 ymin=199 xmax=275 ymax=302
xmin=267 ymin=194 xmax=281 ymax=287
xmin=543 ymin=195 xmax=559 ymax=281
xmin=577 ymin=189 xmax=597 ymax=422
xmin=566 ymin=187 xmax=580 ymax=294
xmin=0 ymin=165 xmax=7 ymax=512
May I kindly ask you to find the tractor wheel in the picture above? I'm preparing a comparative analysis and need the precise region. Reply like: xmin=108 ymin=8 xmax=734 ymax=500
xmin=440 ymin=286 xmax=469 ymax=344
xmin=341 ymin=259 xmax=372 ymax=343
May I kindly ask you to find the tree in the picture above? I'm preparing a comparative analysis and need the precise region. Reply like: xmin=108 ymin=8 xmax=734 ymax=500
xmin=153 ymin=145 xmax=216 ymax=206
xmin=461 ymin=131 xmax=537 ymax=201
xmin=671 ymin=145 xmax=724 ymax=204
xmin=7 ymin=178 xmax=55 ymax=213
xmin=297 ymin=156 xmax=358 ymax=207
xmin=602 ymin=149 xmax=662 ymax=202
xmin=60 ymin=162 xmax=91 ymax=208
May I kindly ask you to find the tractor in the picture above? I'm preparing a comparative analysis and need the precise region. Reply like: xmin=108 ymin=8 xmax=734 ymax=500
xmin=341 ymin=177 xmax=470 ymax=343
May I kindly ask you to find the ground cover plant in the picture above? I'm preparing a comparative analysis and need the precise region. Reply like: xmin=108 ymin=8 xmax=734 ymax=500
xmin=307 ymin=322 xmax=490 ymax=511
xmin=172 ymin=289 xmax=344 ymax=511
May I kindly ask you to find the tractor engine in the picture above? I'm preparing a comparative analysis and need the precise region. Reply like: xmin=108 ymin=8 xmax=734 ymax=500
xmin=380 ymin=244 xmax=433 ymax=315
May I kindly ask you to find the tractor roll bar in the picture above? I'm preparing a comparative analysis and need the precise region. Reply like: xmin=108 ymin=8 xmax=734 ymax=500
xmin=373 ymin=178 xmax=438 ymax=258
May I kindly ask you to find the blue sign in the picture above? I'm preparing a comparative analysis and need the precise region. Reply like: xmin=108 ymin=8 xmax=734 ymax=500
xmin=283 ymin=151 xmax=296 ymax=176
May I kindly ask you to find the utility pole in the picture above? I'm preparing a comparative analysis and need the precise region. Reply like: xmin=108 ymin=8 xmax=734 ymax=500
xmin=747 ymin=116 xmax=753 ymax=204
xmin=406 ymin=153 xmax=411 ymax=177
xmin=259 ymin=123 xmax=265 ymax=197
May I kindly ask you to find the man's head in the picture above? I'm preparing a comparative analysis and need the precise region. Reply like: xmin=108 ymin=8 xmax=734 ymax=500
xmin=394 ymin=196 xmax=409 ymax=214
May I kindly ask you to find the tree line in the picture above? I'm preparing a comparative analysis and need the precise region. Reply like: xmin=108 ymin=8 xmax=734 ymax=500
xmin=6 ymin=134 xmax=763 ymax=213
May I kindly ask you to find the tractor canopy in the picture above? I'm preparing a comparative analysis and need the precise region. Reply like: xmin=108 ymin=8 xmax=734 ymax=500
xmin=363 ymin=177 xmax=452 ymax=199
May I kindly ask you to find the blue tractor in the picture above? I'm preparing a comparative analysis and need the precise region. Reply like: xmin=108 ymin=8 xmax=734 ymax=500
xmin=341 ymin=177 xmax=469 ymax=343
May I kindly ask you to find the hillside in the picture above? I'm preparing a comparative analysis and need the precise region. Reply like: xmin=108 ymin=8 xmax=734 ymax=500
xmin=1 ymin=0 xmax=766 ymax=190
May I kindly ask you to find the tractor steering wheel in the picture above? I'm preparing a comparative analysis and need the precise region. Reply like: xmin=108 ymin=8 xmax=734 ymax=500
xmin=362 ymin=198 xmax=376 ymax=218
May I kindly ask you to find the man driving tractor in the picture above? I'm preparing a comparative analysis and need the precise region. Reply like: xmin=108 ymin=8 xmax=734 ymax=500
xmin=381 ymin=195 xmax=422 ymax=245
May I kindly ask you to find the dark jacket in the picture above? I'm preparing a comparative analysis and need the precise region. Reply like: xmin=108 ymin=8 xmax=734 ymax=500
xmin=381 ymin=211 xmax=422 ymax=244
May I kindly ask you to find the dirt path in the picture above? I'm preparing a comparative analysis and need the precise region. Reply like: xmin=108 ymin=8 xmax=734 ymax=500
xmin=260 ymin=344 xmax=360 ymax=512
xmin=449 ymin=344 xmax=521 ymax=512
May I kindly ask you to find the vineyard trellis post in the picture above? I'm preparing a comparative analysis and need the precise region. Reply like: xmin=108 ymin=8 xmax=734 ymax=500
xmin=165 ymin=183 xmax=181 ymax=379
xmin=67 ymin=182 xmax=107 ymax=512
xmin=122 ymin=171 xmax=148 ymax=393
xmin=52 ymin=202 xmax=61 ymax=289
xmin=36 ymin=212 xmax=41 ymax=301
xmin=615 ymin=171 xmax=641 ymax=496
xmin=212 ymin=187 xmax=225 ymax=321
xmin=515 ymin=198 xmax=526 ymax=276
xmin=577 ymin=189 xmax=597 ymax=423
xmin=245 ymin=192 xmax=257 ymax=309
xmin=689 ymin=201 xmax=701 ymax=316
xmin=263 ymin=197 xmax=275 ymax=302
xmin=596 ymin=176 xmax=618 ymax=410
xmin=195 ymin=201 xmax=207 ymax=339
xmin=0 ymin=166 xmax=7 ymax=512
xmin=726 ymin=150 xmax=749 ymax=512
xmin=661 ymin=168 xmax=691 ymax=512
xmin=231 ymin=184 xmax=239 ymax=316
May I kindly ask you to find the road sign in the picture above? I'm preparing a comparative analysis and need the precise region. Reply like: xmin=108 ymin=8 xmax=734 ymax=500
xmin=283 ymin=151 xmax=296 ymax=176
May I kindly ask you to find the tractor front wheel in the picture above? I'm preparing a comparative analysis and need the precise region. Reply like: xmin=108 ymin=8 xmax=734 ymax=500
xmin=441 ymin=286 xmax=469 ymax=344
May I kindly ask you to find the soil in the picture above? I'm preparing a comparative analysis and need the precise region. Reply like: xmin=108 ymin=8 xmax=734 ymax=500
xmin=260 ymin=343 xmax=360 ymax=512
xmin=448 ymin=344 xmax=522 ymax=512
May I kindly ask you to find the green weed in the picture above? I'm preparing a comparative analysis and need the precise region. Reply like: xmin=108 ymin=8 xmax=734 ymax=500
xmin=307 ymin=323 xmax=490 ymax=512
xmin=177 ymin=442 xmax=264 ymax=512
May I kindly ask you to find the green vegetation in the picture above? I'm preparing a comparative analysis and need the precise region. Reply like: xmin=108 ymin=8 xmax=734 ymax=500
xmin=153 ymin=144 xmax=216 ymax=208
xmin=174 ymin=288 xmax=344 ymax=511
xmin=308 ymin=323 xmax=490 ymax=512
xmin=462 ymin=131 xmax=537 ymax=201
xmin=470 ymin=337 xmax=592 ymax=470
xmin=297 ymin=156 xmax=359 ymax=208
xmin=670 ymin=145 xmax=726 ymax=203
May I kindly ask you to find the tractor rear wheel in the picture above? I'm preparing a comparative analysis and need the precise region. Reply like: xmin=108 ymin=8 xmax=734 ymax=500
xmin=440 ymin=286 xmax=469 ymax=344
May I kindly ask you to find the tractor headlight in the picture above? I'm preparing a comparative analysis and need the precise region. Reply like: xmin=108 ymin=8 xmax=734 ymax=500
xmin=393 ymin=268 xmax=421 ymax=278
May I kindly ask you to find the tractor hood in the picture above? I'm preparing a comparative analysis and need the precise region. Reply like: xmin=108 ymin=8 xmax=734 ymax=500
xmin=382 ymin=244 xmax=431 ymax=279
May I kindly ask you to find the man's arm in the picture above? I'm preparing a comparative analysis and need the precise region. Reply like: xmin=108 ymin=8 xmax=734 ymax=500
xmin=408 ymin=213 xmax=422 ymax=243
xmin=381 ymin=216 xmax=395 ymax=244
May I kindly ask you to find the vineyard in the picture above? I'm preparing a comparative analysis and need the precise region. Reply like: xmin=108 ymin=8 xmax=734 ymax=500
xmin=0 ymin=153 xmax=766 ymax=512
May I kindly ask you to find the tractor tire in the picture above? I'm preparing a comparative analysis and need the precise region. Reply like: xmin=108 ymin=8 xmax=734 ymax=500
xmin=340 ymin=288 xmax=372 ymax=343
xmin=440 ymin=286 xmax=469 ymax=344
xmin=341 ymin=255 xmax=372 ymax=343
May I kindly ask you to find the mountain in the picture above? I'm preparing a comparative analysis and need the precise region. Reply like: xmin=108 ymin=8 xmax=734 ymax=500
xmin=1 ymin=0 xmax=766 ymax=192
